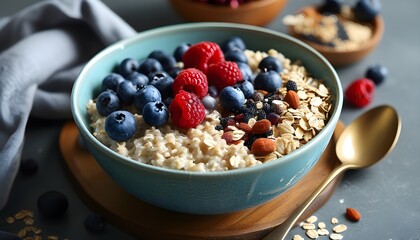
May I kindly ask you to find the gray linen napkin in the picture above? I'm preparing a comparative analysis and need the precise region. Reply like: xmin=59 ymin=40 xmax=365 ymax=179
xmin=0 ymin=0 xmax=136 ymax=210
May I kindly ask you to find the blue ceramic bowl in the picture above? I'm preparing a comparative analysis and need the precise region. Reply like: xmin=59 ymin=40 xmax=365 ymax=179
xmin=71 ymin=22 xmax=343 ymax=215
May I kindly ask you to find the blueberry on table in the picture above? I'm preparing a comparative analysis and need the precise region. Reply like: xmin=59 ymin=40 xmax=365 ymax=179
xmin=37 ymin=191 xmax=69 ymax=219
xmin=101 ymin=73 xmax=124 ymax=92
xmin=319 ymin=0 xmax=344 ymax=14
xmin=116 ymin=80 xmax=138 ymax=106
xmin=96 ymin=90 xmax=120 ymax=117
xmin=127 ymin=72 xmax=149 ymax=86
xmin=148 ymin=50 xmax=177 ymax=72
xmin=142 ymin=101 xmax=169 ymax=127
xmin=220 ymin=36 xmax=246 ymax=52
xmin=134 ymin=85 xmax=162 ymax=113
xmin=258 ymin=56 xmax=283 ymax=73
xmin=19 ymin=158 xmax=39 ymax=175
xmin=138 ymin=58 xmax=163 ymax=76
xmin=105 ymin=110 xmax=138 ymax=142
xmin=254 ymin=70 xmax=282 ymax=93
xmin=354 ymin=0 xmax=381 ymax=22
xmin=219 ymin=86 xmax=245 ymax=112
xmin=365 ymin=64 xmax=388 ymax=85
xmin=84 ymin=214 xmax=106 ymax=233
xmin=173 ymin=43 xmax=191 ymax=62
xmin=119 ymin=58 xmax=140 ymax=78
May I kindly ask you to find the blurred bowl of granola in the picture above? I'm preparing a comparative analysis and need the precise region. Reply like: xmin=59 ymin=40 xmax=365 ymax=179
xmin=169 ymin=0 xmax=288 ymax=26
xmin=284 ymin=0 xmax=384 ymax=67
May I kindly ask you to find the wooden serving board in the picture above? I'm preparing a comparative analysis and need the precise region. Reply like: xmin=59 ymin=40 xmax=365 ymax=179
xmin=59 ymin=121 xmax=344 ymax=240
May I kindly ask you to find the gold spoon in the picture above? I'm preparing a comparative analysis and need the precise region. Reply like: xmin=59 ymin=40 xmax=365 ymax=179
xmin=263 ymin=105 xmax=401 ymax=240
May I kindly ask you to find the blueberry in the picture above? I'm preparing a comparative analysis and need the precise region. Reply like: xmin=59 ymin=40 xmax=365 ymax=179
xmin=202 ymin=95 xmax=217 ymax=111
xmin=84 ymin=213 xmax=106 ymax=233
xmin=37 ymin=191 xmax=69 ymax=219
xmin=266 ymin=112 xmax=280 ymax=125
xmin=219 ymin=86 xmax=245 ymax=112
xmin=19 ymin=158 xmax=39 ymax=175
xmin=258 ymin=56 xmax=283 ymax=73
xmin=254 ymin=70 xmax=282 ymax=93
xmin=105 ymin=110 xmax=137 ymax=142
xmin=286 ymin=80 xmax=298 ymax=92
xmin=221 ymin=36 xmax=246 ymax=52
xmin=236 ymin=62 xmax=254 ymax=83
xmin=366 ymin=64 xmax=388 ymax=85
xmin=236 ymin=80 xmax=254 ymax=99
xmin=96 ymin=90 xmax=120 ymax=116
xmin=138 ymin=58 xmax=163 ymax=76
xmin=148 ymin=50 xmax=177 ymax=72
xmin=163 ymin=97 xmax=173 ymax=107
xmin=319 ymin=0 xmax=344 ymax=14
xmin=208 ymin=85 xmax=218 ymax=97
xmin=119 ymin=58 xmax=140 ymax=78
xmin=101 ymin=73 xmax=125 ymax=92
xmin=127 ymin=72 xmax=149 ymax=86
xmin=167 ymin=66 xmax=182 ymax=79
xmin=173 ymin=43 xmax=191 ymax=62
xmin=149 ymin=73 xmax=174 ymax=99
xmin=116 ymin=80 xmax=138 ymax=105
xmin=134 ymin=85 xmax=162 ymax=113
xmin=142 ymin=101 xmax=169 ymax=127
xmin=354 ymin=0 xmax=381 ymax=22
xmin=224 ymin=49 xmax=248 ymax=64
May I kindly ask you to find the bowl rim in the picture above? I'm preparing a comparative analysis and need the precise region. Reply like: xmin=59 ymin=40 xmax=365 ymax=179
xmin=288 ymin=5 xmax=384 ymax=54
xmin=71 ymin=22 xmax=343 ymax=178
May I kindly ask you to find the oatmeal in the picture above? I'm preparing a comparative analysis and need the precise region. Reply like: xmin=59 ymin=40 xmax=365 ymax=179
xmin=88 ymin=39 xmax=333 ymax=172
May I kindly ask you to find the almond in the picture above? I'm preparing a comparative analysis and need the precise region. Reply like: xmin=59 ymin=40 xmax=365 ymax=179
xmin=252 ymin=119 xmax=272 ymax=134
xmin=285 ymin=90 xmax=300 ymax=109
xmin=251 ymin=138 xmax=276 ymax=155
xmin=238 ymin=122 xmax=252 ymax=133
xmin=345 ymin=208 xmax=361 ymax=222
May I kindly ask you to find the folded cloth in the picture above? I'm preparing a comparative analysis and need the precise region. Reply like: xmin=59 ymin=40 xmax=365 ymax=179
xmin=0 ymin=0 xmax=136 ymax=210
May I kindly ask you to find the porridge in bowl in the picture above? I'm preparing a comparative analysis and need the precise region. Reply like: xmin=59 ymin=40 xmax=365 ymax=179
xmin=87 ymin=37 xmax=333 ymax=172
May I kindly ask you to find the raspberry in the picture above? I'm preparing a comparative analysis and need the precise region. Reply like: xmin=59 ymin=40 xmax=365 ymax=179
xmin=182 ymin=41 xmax=225 ymax=74
xmin=207 ymin=61 xmax=243 ymax=90
xmin=345 ymin=78 xmax=375 ymax=108
xmin=169 ymin=90 xmax=206 ymax=129
xmin=172 ymin=68 xmax=208 ymax=99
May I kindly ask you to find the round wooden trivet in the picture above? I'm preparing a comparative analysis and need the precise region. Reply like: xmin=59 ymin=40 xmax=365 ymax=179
xmin=59 ymin=121 xmax=344 ymax=240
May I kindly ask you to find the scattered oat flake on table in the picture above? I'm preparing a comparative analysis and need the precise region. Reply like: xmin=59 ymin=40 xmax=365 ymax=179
xmin=306 ymin=229 xmax=319 ymax=239
xmin=306 ymin=215 xmax=318 ymax=223
xmin=330 ymin=233 xmax=344 ymax=240
xmin=331 ymin=217 xmax=339 ymax=224
xmin=293 ymin=234 xmax=305 ymax=240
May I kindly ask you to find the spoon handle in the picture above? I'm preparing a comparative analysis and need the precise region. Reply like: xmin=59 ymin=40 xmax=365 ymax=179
xmin=263 ymin=164 xmax=348 ymax=240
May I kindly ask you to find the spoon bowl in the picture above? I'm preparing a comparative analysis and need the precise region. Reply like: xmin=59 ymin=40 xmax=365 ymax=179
xmin=336 ymin=106 xmax=401 ymax=168
xmin=264 ymin=105 xmax=401 ymax=240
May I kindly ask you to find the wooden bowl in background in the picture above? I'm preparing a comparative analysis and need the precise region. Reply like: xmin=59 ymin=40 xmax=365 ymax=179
xmin=288 ymin=6 xmax=384 ymax=68
xmin=169 ymin=0 xmax=288 ymax=26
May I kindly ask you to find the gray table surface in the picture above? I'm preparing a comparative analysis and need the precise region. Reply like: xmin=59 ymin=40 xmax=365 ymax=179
xmin=1 ymin=0 xmax=419 ymax=239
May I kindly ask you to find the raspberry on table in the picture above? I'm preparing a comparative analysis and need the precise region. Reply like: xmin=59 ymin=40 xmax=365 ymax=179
xmin=172 ymin=68 xmax=208 ymax=99
xmin=345 ymin=78 xmax=375 ymax=108
xmin=169 ymin=90 xmax=206 ymax=129
xmin=207 ymin=61 xmax=243 ymax=90
xmin=182 ymin=41 xmax=225 ymax=74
